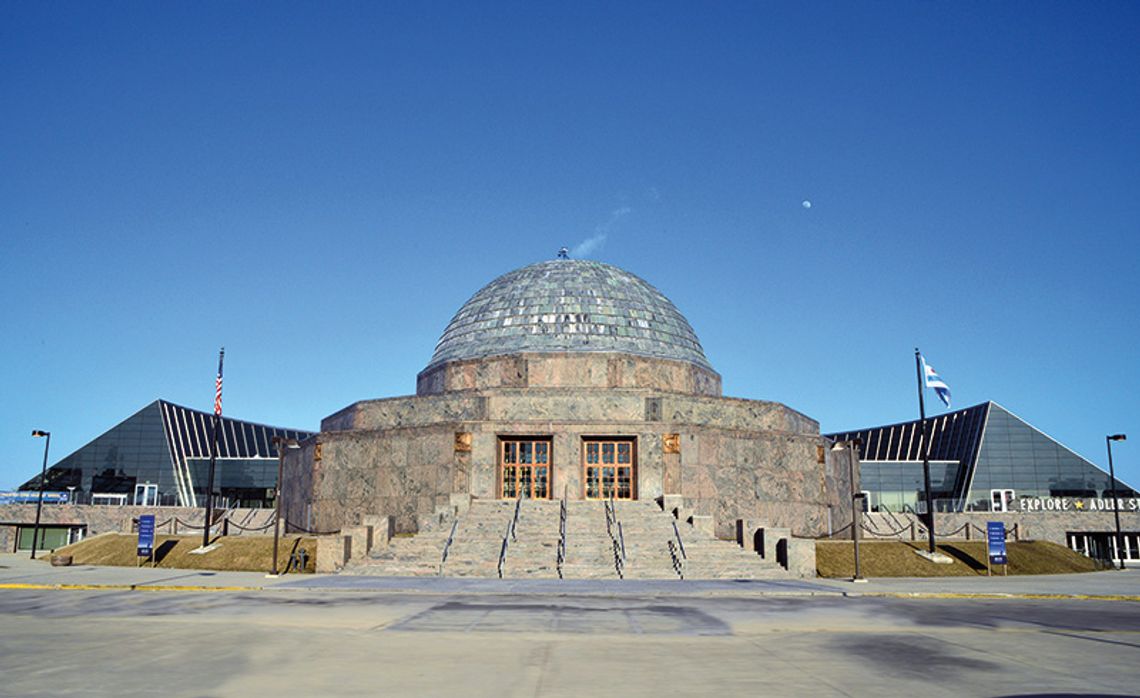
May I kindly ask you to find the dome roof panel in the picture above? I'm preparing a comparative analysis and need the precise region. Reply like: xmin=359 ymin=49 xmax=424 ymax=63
xmin=424 ymin=259 xmax=713 ymax=371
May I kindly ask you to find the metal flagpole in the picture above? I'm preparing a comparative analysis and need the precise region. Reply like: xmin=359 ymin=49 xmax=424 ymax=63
xmin=202 ymin=347 xmax=224 ymax=548
xmin=915 ymin=349 xmax=937 ymax=555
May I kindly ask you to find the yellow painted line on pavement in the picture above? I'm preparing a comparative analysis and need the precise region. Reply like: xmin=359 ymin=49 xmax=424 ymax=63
xmin=0 ymin=582 xmax=262 ymax=592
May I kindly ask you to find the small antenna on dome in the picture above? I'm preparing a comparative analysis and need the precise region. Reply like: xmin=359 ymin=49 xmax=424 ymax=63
xmin=557 ymin=247 xmax=569 ymax=259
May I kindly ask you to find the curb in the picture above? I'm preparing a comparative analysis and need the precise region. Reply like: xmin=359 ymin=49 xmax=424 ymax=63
xmin=1 ymin=582 xmax=1138 ymax=601
xmin=0 ymin=583 xmax=263 ymax=592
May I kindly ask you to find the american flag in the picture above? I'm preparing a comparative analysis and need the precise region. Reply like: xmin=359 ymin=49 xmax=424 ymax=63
xmin=213 ymin=347 xmax=225 ymax=416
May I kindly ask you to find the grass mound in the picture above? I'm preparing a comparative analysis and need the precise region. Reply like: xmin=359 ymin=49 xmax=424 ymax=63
xmin=46 ymin=533 xmax=317 ymax=573
xmin=816 ymin=539 xmax=1109 ymax=578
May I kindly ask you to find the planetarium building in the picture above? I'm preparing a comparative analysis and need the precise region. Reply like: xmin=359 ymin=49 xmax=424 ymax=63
xmin=282 ymin=257 xmax=854 ymax=540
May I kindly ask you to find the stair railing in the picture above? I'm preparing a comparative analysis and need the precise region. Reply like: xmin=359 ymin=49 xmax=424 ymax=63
xmin=611 ymin=538 xmax=625 ymax=580
xmin=671 ymin=520 xmax=687 ymax=560
xmin=604 ymin=492 xmax=625 ymax=579
xmin=556 ymin=493 xmax=567 ymax=580
xmin=510 ymin=496 xmax=522 ymax=542
xmin=438 ymin=518 xmax=459 ymax=575
xmin=667 ymin=540 xmax=684 ymax=580
xmin=498 ymin=496 xmax=523 ymax=578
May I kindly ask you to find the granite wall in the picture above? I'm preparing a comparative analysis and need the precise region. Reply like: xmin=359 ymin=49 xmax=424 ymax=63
xmin=416 ymin=352 xmax=722 ymax=397
xmin=284 ymin=386 xmax=850 ymax=537
xmin=0 ymin=504 xmax=274 ymax=553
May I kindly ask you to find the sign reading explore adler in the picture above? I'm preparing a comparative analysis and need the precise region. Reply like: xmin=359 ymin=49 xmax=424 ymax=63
xmin=1019 ymin=496 xmax=1139 ymax=512
xmin=137 ymin=514 xmax=156 ymax=558
xmin=987 ymin=521 xmax=1008 ymax=566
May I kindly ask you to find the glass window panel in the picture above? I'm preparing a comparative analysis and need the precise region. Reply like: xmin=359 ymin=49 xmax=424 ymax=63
xmin=602 ymin=443 xmax=615 ymax=464
xmin=535 ymin=467 xmax=548 ymax=499
xmin=617 ymin=467 xmax=631 ymax=498
xmin=602 ymin=467 xmax=615 ymax=497
xmin=521 ymin=442 xmax=533 ymax=464
xmin=503 ymin=466 xmax=516 ymax=498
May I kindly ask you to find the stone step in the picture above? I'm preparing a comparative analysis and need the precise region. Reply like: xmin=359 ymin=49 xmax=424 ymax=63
xmin=347 ymin=499 xmax=791 ymax=580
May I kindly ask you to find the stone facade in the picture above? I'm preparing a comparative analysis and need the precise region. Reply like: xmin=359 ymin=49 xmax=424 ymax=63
xmin=281 ymin=257 xmax=855 ymax=543
xmin=0 ymin=504 xmax=275 ymax=552
xmin=283 ymin=372 xmax=855 ymax=538
xmin=416 ymin=352 xmax=721 ymax=398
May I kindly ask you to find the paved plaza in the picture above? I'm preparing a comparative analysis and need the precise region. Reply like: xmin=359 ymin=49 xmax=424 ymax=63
xmin=1 ymin=555 xmax=1139 ymax=697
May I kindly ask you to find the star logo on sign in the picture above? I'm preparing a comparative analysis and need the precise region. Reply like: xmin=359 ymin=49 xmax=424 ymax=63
xmin=1074 ymin=500 xmax=1085 ymax=510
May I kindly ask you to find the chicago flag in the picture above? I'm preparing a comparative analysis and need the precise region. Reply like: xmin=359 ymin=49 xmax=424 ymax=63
xmin=921 ymin=356 xmax=952 ymax=408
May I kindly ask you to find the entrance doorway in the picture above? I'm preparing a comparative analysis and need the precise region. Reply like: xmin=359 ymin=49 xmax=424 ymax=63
xmin=134 ymin=483 xmax=158 ymax=507
xmin=991 ymin=489 xmax=1016 ymax=512
xmin=500 ymin=438 xmax=551 ymax=499
xmin=583 ymin=438 xmax=636 ymax=500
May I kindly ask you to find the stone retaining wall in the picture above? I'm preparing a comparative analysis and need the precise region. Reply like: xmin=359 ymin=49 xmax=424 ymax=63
xmin=0 ymin=504 xmax=275 ymax=553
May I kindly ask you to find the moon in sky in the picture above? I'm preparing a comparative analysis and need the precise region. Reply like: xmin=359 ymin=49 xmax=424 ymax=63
xmin=802 ymin=200 xmax=812 ymax=209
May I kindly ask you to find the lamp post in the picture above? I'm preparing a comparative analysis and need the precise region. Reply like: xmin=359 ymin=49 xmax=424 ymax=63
xmin=269 ymin=436 xmax=300 ymax=576
xmin=1106 ymin=434 xmax=1127 ymax=569
xmin=30 ymin=430 xmax=51 ymax=560
xmin=832 ymin=438 xmax=866 ymax=582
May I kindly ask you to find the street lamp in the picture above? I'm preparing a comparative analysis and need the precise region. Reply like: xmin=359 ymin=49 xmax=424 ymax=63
xmin=269 ymin=436 xmax=301 ymax=576
xmin=30 ymin=430 xmax=51 ymax=560
xmin=832 ymin=438 xmax=866 ymax=583
xmin=1106 ymin=434 xmax=1127 ymax=569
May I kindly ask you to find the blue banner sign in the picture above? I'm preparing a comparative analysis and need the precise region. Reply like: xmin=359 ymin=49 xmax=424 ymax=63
xmin=137 ymin=514 xmax=156 ymax=558
xmin=987 ymin=521 xmax=1008 ymax=566
xmin=0 ymin=491 xmax=70 ymax=505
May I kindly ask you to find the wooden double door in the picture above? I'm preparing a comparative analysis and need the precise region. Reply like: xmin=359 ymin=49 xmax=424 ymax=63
xmin=584 ymin=438 xmax=636 ymax=500
xmin=498 ymin=436 xmax=638 ymax=500
xmin=500 ymin=438 xmax=551 ymax=499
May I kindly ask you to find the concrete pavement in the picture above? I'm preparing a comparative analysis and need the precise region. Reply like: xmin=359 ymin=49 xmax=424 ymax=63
xmin=1 ymin=581 xmax=1138 ymax=696
xmin=3 ymin=554 xmax=1140 ymax=696
xmin=3 ymin=553 xmax=1138 ymax=599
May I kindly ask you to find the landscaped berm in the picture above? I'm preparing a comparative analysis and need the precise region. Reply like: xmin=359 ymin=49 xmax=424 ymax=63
xmin=816 ymin=539 xmax=1109 ymax=578
xmin=43 ymin=533 xmax=317 ymax=573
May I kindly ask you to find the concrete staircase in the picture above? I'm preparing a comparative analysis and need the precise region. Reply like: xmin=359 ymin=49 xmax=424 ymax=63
xmin=346 ymin=498 xmax=788 ymax=580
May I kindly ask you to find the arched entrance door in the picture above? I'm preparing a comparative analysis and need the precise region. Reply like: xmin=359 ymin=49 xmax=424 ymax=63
xmin=583 ymin=437 xmax=636 ymax=500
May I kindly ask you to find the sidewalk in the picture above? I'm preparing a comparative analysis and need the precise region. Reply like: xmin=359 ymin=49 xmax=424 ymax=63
xmin=811 ymin=567 xmax=1140 ymax=598
xmin=1 ymin=553 xmax=1136 ymax=598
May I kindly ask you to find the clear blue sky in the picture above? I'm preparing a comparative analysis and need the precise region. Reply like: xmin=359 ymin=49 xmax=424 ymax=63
xmin=2 ymin=2 xmax=1138 ymax=489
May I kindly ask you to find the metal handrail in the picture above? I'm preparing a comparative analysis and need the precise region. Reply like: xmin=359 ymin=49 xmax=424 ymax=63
xmin=667 ymin=540 xmax=684 ymax=579
xmin=612 ymin=538 xmax=624 ymax=579
xmin=671 ymin=520 xmax=687 ymax=559
xmin=498 ymin=497 xmax=522 ymax=578
xmin=604 ymin=493 xmax=624 ymax=578
xmin=556 ymin=496 xmax=567 ymax=580
xmin=510 ymin=496 xmax=522 ymax=542
xmin=439 ymin=518 xmax=459 ymax=574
